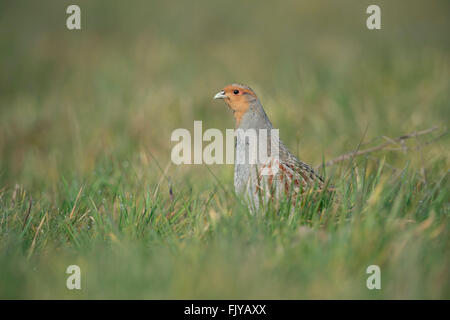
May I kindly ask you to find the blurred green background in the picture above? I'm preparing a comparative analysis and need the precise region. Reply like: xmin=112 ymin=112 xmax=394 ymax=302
xmin=0 ymin=0 xmax=448 ymax=299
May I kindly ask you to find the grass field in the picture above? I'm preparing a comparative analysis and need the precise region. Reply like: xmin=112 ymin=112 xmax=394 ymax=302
xmin=0 ymin=0 xmax=449 ymax=299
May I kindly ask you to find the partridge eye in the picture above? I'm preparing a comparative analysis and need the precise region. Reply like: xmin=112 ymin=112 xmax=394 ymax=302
xmin=233 ymin=90 xmax=239 ymax=95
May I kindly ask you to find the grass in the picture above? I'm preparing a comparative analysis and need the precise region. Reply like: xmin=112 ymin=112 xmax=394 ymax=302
xmin=0 ymin=0 xmax=449 ymax=299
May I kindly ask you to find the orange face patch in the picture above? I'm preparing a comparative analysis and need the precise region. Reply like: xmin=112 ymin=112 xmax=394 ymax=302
xmin=220 ymin=85 xmax=257 ymax=126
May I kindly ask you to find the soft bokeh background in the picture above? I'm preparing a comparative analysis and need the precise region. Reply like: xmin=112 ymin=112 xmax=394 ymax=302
xmin=0 ymin=0 xmax=448 ymax=299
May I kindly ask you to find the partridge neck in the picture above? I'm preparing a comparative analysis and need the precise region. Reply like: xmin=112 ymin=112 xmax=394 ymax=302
xmin=237 ymin=100 xmax=273 ymax=130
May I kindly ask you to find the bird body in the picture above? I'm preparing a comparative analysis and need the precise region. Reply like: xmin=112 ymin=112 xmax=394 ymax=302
xmin=214 ymin=84 xmax=326 ymax=211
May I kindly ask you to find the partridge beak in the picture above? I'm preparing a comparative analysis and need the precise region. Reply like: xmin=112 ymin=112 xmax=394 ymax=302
xmin=214 ymin=90 xmax=227 ymax=100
